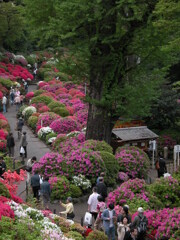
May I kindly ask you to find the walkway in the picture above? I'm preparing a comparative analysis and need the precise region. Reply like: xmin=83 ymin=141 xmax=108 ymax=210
xmin=4 ymin=84 xmax=87 ymax=223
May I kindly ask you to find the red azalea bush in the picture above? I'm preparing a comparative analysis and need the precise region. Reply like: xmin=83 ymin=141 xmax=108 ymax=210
xmin=0 ymin=201 xmax=15 ymax=220
xmin=39 ymin=106 xmax=50 ymax=113
xmin=25 ymin=92 xmax=34 ymax=99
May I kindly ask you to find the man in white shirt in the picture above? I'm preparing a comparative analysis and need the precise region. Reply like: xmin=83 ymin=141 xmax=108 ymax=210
xmin=2 ymin=95 xmax=7 ymax=113
xmin=87 ymin=187 xmax=99 ymax=221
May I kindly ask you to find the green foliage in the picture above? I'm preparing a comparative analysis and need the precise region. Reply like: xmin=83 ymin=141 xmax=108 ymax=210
xmin=99 ymin=151 xmax=119 ymax=187
xmin=45 ymin=132 xmax=57 ymax=144
xmin=127 ymin=197 xmax=149 ymax=214
xmin=173 ymin=167 xmax=180 ymax=183
xmin=147 ymin=176 xmax=180 ymax=208
xmin=0 ymin=78 xmax=13 ymax=89
xmin=0 ymin=182 xmax=10 ymax=198
xmin=52 ymin=135 xmax=67 ymax=152
xmin=69 ymin=184 xmax=82 ymax=198
xmin=48 ymin=101 xmax=65 ymax=111
xmin=53 ymin=107 xmax=69 ymax=117
xmin=27 ymin=116 xmax=38 ymax=130
xmin=83 ymin=140 xmax=113 ymax=154
xmin=0 ymin=216 xmax=42 ymax=240
xmin=66 ymin=231 xmax=84 ymax=240
xmin=86 ymin=230 xmax=108 ymax=240
xmin=31 ymin=95 xmax=53 ymax=105
xmin=0 ymin=2 xmax=25 ymax=51
xmin=3 ymin=155 xmax=22 ymax=172
xmin=50 ymin=176 xmax=70 ymax=201
xmin=24 ymin=109 xmax=34 ymax=121
xmin=34 ymin=90 xmax=45 ymax=97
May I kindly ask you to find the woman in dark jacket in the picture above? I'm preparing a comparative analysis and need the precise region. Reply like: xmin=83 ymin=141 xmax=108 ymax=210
xmin=7 ymin=133 xmax=15 ymax=157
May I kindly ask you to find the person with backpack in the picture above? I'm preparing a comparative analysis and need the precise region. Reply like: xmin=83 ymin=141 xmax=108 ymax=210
xmin=131 ymin=207 xmax=148 ymax=240
xmin=156 ymin=154 xmax=167 ymax=178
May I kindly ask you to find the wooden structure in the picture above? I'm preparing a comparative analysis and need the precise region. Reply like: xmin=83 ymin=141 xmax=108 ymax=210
xmin=111 ymin=126 xmax=158 ymax=152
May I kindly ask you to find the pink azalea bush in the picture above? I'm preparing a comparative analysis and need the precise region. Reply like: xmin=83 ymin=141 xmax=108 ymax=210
xmin=115 ymin=146 xmax=150 ymax=179
xmin=37 ymin=112 xmax=60 ymax=129
xmin=25 ymin=92 xmax=34 ymax=99
xmin=132 ymin=208 xmax=180 ymax=239
xmin=50 ymin=117 xmax=81 ymax=134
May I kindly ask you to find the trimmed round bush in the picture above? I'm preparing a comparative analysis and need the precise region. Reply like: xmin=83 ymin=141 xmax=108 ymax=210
xmin=27 ymin=116 xmax=38 ymax=130
xmin=86 ymin=231 xmax=108 ymax=240
xmin=69 ymin=184 xmax=82 ymax=198
xmin=37 ymin=112 xmax=60 ymax=127
xmin=53 ymin=107 xmax=69 ymax=117
xmin=34 ymin=89 xmax=46 ymax=97
xmin=31 ymin=95 xmax=53 ymax=105
xmin=24 ymin=109 xmax=35 ymax=121
xmin=50 ymin=117 xmax=80 ymax=134
xmin=99 ymin=151 xmax=119 ymax=186
xmin=66 ymin=231 xmax=84 ymax=240
xmin=45 ymin=132 xmax=57 ymax=144
xmin=48 ymin=101 xmax=65 ymax=110
xmin=49 ymin=176 xmax=70 ymax=201
xmin=115 ymin=146 xmax=150 ymax=179
xmin=0 ymin=78 xmax=13 ymax=89
xmin=83 ymin=140 xmax=113 ymax=154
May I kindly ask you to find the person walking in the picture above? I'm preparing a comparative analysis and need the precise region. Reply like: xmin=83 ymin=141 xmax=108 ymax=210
xmin=117 ymin=216 xmax=130 ymax=240
xmin=31 ymin=170 xmax=40 ymax=200
xmin=87 ymin=187 xmax=99 ymax=221
xmin=7 ymin=132 xmax=15 ymax=157
xmin=117 ymin=205 xmax=132 ymax=224
xmin=102 ymin=203 xmax=117 ymax=240
xmin=0 ymin=157 xmax=6 ymax=178
xmin=59 ymin=197 xmax=75 ymax=220
xmin=2 ymin=95 xmax=7 ymax=113
xmin=94 ymin=195 xmax=106 ymax=230
xmin=10 ymin=88 xmax=15 ymax=105
xmin=26 ymin=156 xmax=37 ymax=186
xmin=14 ymin=94 xmax=21 ymax=111
xmin=20 ymin=131 xmax=28 ymax=158
xmin=156 ymin=154 xmax=167 ymax=178
xmin=96 ymin=177 xmax=107 ymax=201
xmin=131 ymin=207 xmax=148 ymax=240
xmin=40 ymin=177 xmax=51 ymax=209
xmin=17 ymin=117 xmax=24 ymax=139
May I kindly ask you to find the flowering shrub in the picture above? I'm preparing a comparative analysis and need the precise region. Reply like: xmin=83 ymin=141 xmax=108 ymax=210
xmin=31 ymin=95 xmax=53 ymax=105
xmin=50 ymin=118 xmax=80 ymax=134
xmin=48 ymin=101 xmax=65 ymax=110
xmin=147 ymin=176 xmax=180 ymax=207
xmin=45 ymin=132 xmax=58 ymax=144
xmin=132 ymin=208 xmax=180 ymax=239
xmin=118 ymin=172 xmax=129 ymax=182
xmin=38 ymin=127 xmax=54 ymax=141
xmin=83 ymin=140 xmax=113 ymax=154
xmin=37 ymin=112 xmax=60 ymax=128
xmin=115 ymin=146 xmax=150 ymax=179
xmin=75 ymin=109 xmax=88 ymax=127
xmin=39 ymin=105 xmax=50 ymax=113
xmin=32 ymin=153 xmax=73 ymax=178
xmin=25 ymin=92 xmax=34 ymax=100
xmin=158 ymin=135 xmax=176 ymax=157
xmin=27 ymin=116 xmax=38 ymax=130
xmin=22 ymin=106 xmax=36 ymax=116
xmin=72 ymin=174 xmax=92 ymax=191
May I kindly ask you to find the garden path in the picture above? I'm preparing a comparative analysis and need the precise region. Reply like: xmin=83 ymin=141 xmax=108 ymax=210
xmin=4 ymin=84 xmax=88 ymax=223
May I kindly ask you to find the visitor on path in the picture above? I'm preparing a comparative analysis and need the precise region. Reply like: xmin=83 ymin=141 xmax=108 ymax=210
xmin=102 ymin=203 xmax=116 ymax=240
xmin=124 ymin=227 xmax=138 ymax=240
xmin=0 ymin=157 xmax=6 ymax=178
xmin=131 ymin=207 xmax=148 ymax=240
xmin=7 ymin=132 xmax=15 ymax=157
xmin=117 ymin=205 xmax=132 ymax=224
xmin=26 ymin=156 xmax=37 ymax=186
xmin=96 ymin=177 xmax=107 ymax=201
xmin=156 ymin=154 xmax=167 ymax=178
xmin=96 ymin=172 xmax=105 ymax=184
xmin=87 ymin=187 xmax=99 ymax=221
xmin=10 ymin=88 xmax=15 ymax=105
xmin=17 ymin=117 xmax=24 ymax=139
xmin=14 ymin=88 xmax=20 ymax=97
xmin=20 ymin=94 xmax=25 ymax=106
xmin=14 ymin=94 xmax=21 ymax=111
xmin=94 ymin=195 xmax=106 ymax=230
xmin=31 ymin=170 xmax=40 ymax=200
xmin=33 ymin=68 xmax=38 ymax=80
xmin=2 ymin=95 xmax=7 ymax=113
xmin=117 ymin=216 xmax=130 ymax=240
xmin=23 ymin=79 xmax=28 ymax=94
xmin=59 ymin=197 xmax=75 ymax=220
xmin=20 ymin=131 xmax=28 ymax=158
xmin=40 ymin=176 xmax=51 ymax=209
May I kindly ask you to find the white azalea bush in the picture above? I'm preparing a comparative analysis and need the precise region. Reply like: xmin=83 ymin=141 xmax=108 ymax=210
xmin=22 ymin=106 xmax=37 ymax=116
xmin=72 ymin=174 xmax=91 ymax=191
xmin=38 ymin=126 xmax=54 ymax=141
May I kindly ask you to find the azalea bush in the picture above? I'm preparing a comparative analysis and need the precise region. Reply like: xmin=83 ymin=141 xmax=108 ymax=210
xmin=115 ymin=146 xmax=150 ymax=179
xmin=48 ymin=101 xmax=65 ymax=110
xmin=49 ymin=176 xmax=70 ymax=201
xmin=147 ymin=176 xmax=180 ymax=208
xmin=99 ymin=151 xmax=119 ymax=187
xmin=37 ymin=127 xmax=54 ymax=141
xmin=37 ymin=112 xmax=60 ymax=128
xmin=83 ymin=140 xmax=113 ymax=154
xmin=50 ymin=117 xmax=80 ymax=134
xmin=31 ymin=95 xmax=53 ymax=105
xmin=27 ymin=116 xmax=38 ymax=130
xmin=53 ymin=107 xmax=69 ymax=117
xmin=72 ymin=174 xmax=91 ymax=191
